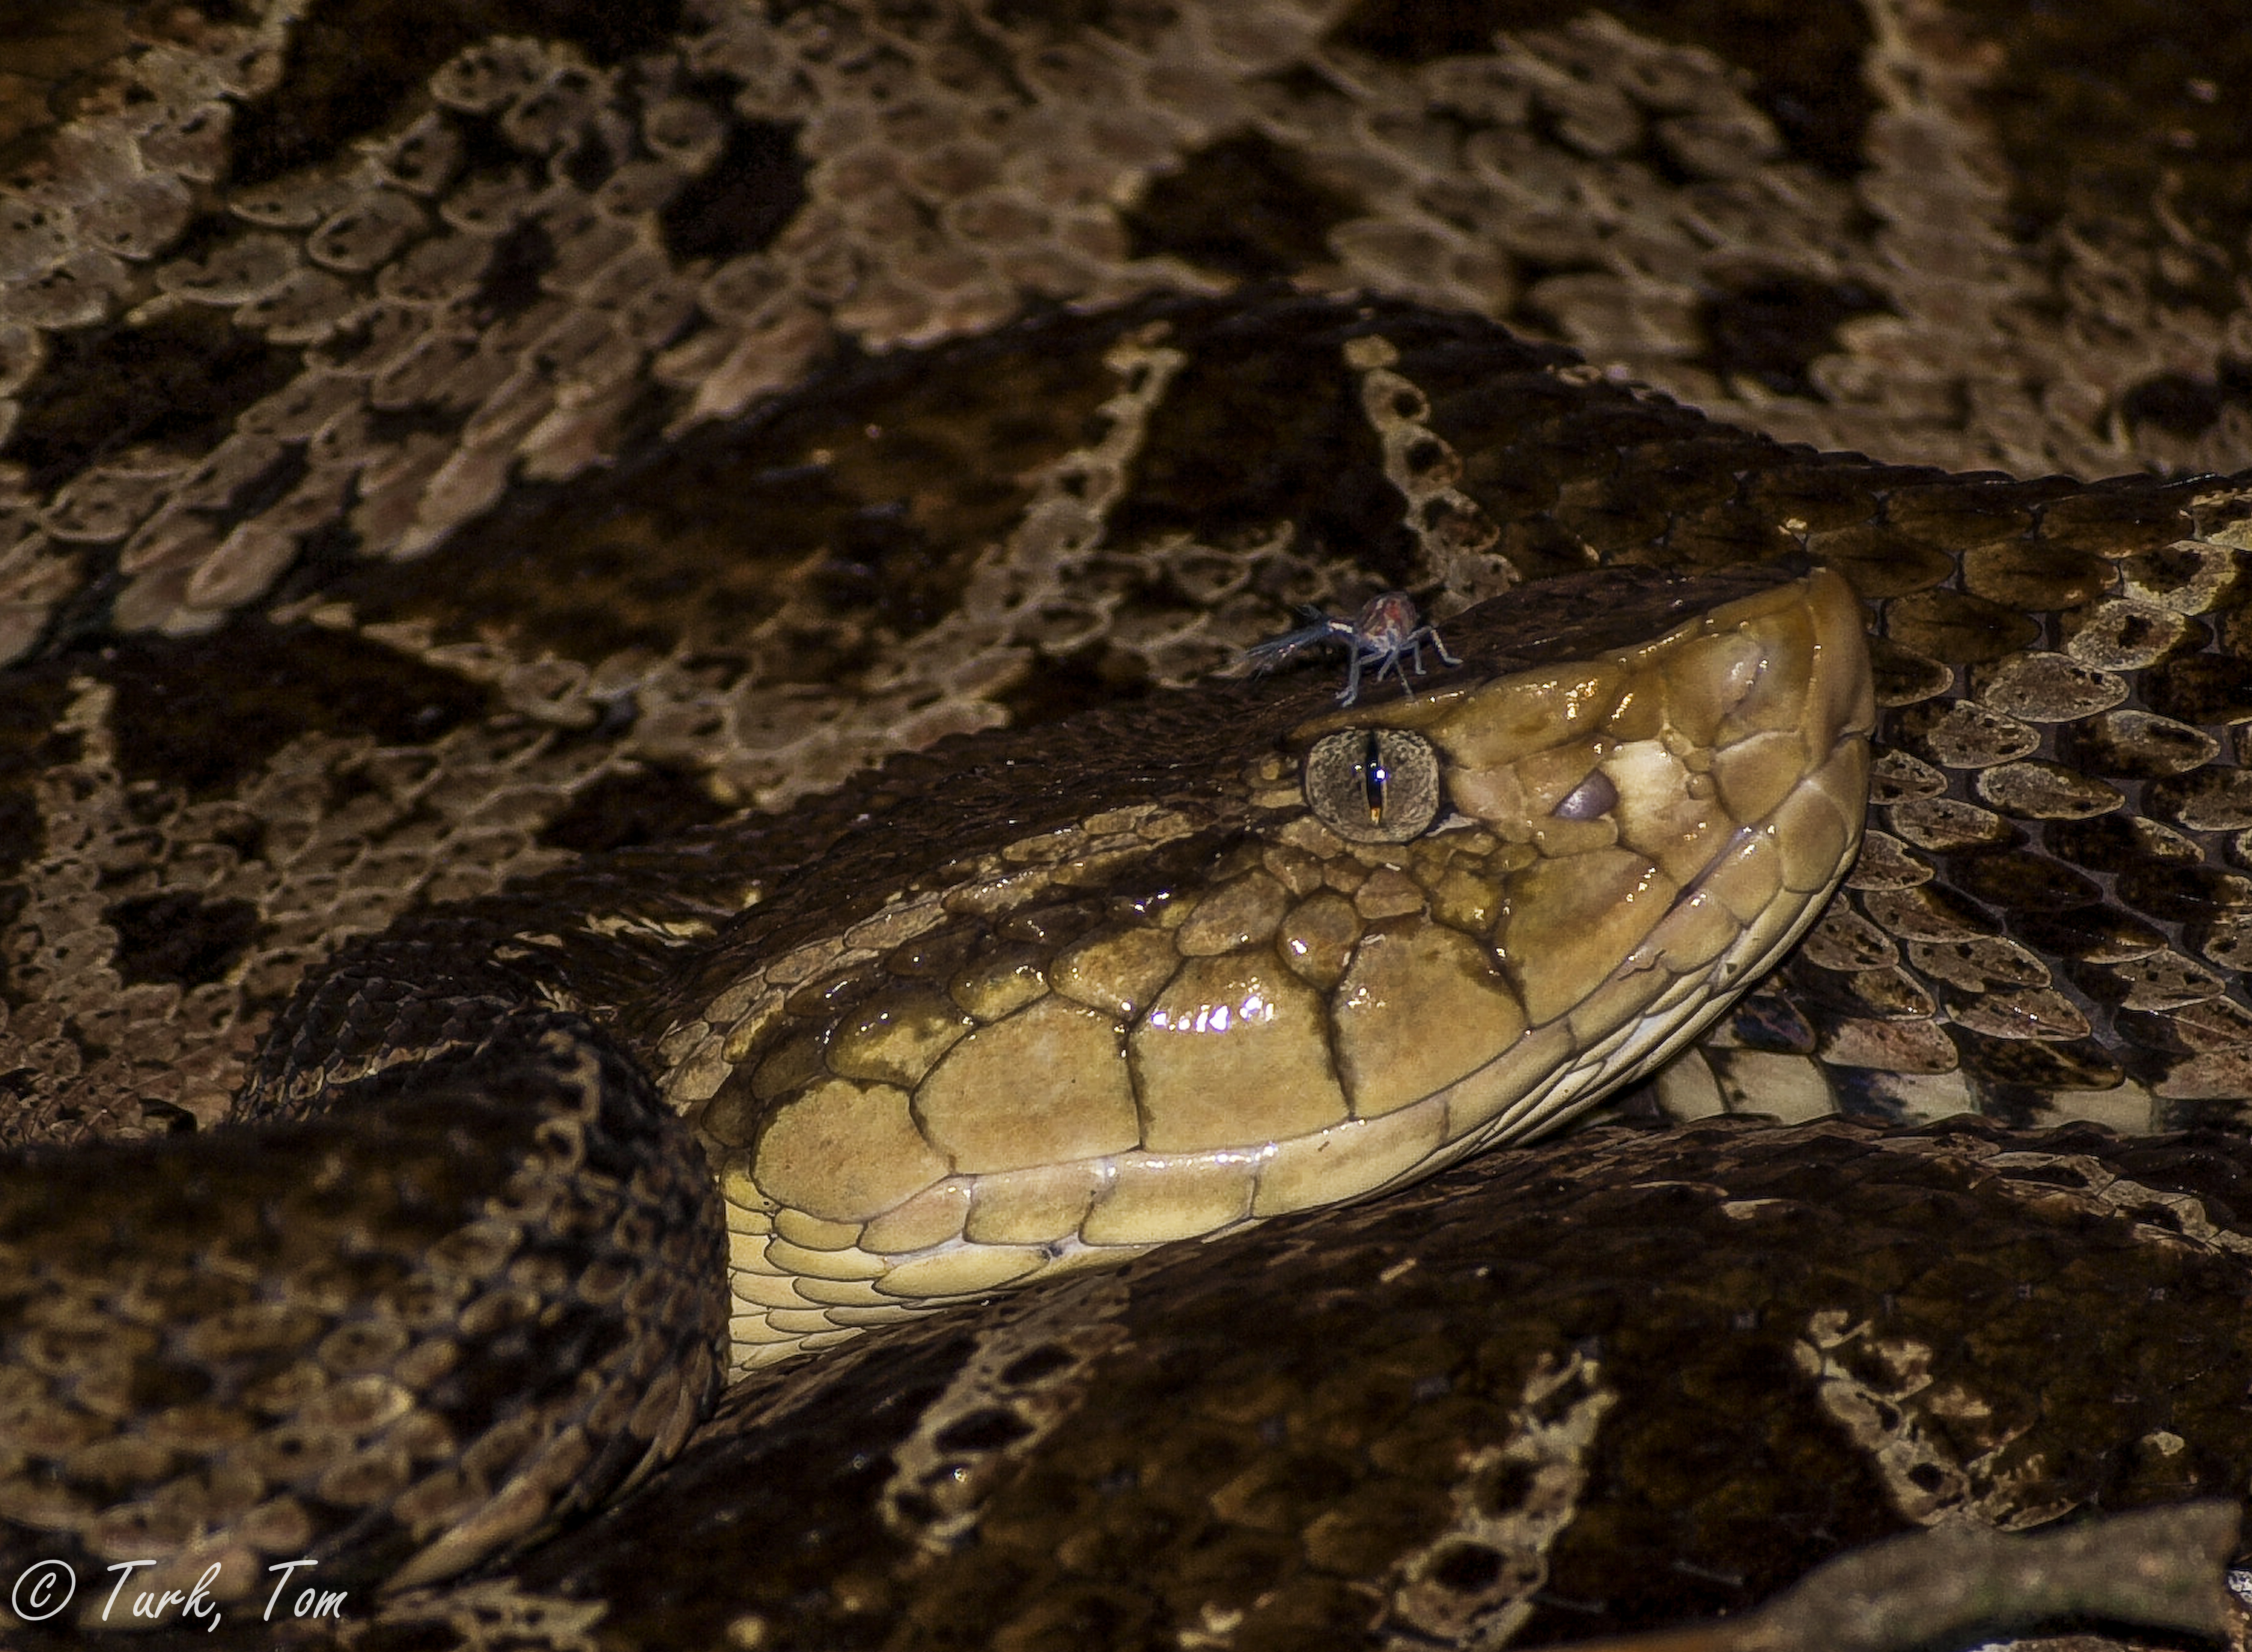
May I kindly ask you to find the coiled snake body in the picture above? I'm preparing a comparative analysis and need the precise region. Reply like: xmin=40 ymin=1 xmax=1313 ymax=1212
xmin=7 ymin=2 xmax=2252 ymax=1646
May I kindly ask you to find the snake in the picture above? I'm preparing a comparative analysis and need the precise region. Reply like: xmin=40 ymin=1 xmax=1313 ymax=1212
xmin=5 ymin=1 xmax=2252 ymax=1647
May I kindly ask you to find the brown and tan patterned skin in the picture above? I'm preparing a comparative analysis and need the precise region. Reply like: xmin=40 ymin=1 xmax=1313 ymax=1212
xmin=6 ymin=0 xmax=2252 ymax=1647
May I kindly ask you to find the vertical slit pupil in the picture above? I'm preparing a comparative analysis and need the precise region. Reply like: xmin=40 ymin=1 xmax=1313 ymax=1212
xmin=1362 ymin=730 xmax=1388 ymax=821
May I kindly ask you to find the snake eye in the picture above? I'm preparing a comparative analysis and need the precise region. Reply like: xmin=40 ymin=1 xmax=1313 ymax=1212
xmin=1302 ymin=728 xmax=1443 ymax=843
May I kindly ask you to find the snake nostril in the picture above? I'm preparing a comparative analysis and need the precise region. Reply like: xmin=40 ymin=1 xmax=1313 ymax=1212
xmin=1553 ymin=769 xmax=1617 ymax=821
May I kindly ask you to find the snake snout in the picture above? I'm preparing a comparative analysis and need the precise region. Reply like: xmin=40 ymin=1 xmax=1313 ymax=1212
xmin=1403 ymin=567 xmax=1875 ymax=1160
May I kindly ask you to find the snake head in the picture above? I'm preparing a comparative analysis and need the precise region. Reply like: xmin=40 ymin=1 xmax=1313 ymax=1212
xmin=669 ymin=566 xmax=1874 ymax=1371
